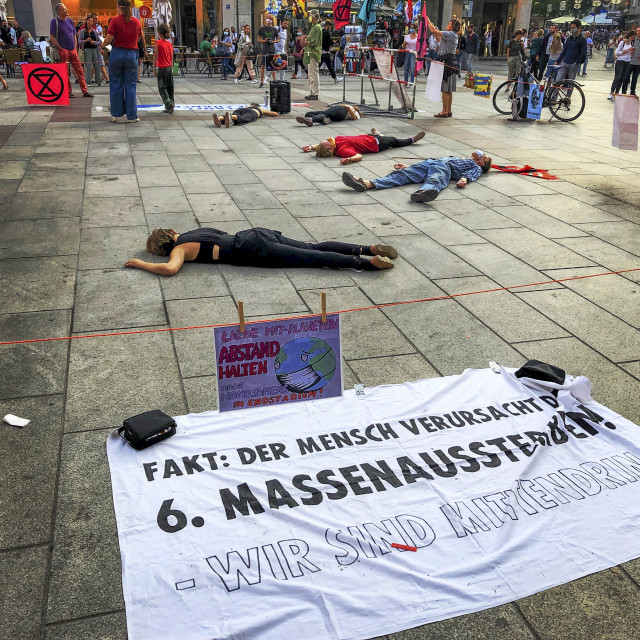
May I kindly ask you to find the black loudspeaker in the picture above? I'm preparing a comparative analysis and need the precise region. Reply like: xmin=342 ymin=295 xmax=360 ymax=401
xmin=269 ymin=80 xmax=291 ymax=114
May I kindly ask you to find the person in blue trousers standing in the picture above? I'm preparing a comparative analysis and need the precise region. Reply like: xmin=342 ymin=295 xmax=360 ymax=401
xmin=101 ymin=0 xmax=144 ymax=122
xmin=341 ymin=152 xmax=492 ymax=203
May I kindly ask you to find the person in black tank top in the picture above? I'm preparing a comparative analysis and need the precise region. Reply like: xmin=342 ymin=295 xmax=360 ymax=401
xmin=124 ymin=227 xmax=399 ymax=275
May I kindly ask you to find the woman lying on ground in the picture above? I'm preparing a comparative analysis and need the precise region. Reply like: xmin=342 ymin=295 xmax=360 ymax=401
xmin=302 ymin=127 xmax=425 ymax=164
xmin=124 ymin=227 xmax=399 ymax=275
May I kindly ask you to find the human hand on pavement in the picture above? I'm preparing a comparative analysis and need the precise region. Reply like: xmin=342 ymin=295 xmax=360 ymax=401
xmin=124 ymin=259 xmax=144 ymax=269
xmin=456 ymin=178 xmax=468 ymax=188
xmin=302 ymin=145 xmax=313 ymax=152
xmin=394 ymin=163 xmax=408 ymax=170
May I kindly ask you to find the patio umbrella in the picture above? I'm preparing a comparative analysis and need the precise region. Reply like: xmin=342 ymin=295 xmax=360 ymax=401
xmin=548 ymin=15 xmax=590 ymax=25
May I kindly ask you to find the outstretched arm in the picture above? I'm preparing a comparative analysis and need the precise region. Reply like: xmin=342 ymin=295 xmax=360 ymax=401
xmin=302 ymin=144 xmax=318 ymax=152
xmin=340 ymin=153 xmax=363 ymax=165
xmin=125 ymin=247 xmax=186 ymax=276
xmin=262 ymin=109 xmax=280 ymax=117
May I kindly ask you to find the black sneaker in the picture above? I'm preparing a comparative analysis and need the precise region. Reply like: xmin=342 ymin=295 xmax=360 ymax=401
xmin=342 ymin=172 xmax=367 ymax=192
xmin=412 ymin=130 xmax=425 ymax=143
xmin=305 ymin=94 xmax=318 ymax=100
xmin=83 ymin=92 xmax=94 ymax=98
xmin=410 ymin=189 xmax=438 ymax=203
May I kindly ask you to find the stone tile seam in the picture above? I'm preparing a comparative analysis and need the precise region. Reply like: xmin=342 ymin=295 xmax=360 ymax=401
xmin=42 ymin=607 xmax=126 ymax=630
xmin=0 ymin=541 xmax=50 ymax=555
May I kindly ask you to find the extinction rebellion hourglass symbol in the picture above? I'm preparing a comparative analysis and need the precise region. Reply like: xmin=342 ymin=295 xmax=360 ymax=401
xmin=27 ymin=67 xmax=65 ymax=102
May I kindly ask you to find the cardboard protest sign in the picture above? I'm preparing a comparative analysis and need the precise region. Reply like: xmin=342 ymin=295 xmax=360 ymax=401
xmin=527 ymin=83 xmax=543 ymax=120
xmin=23 ymin=64 xmax=69 ymax=106
xmin=107 ymin=366 xmax=640 ymax=640
xmin=214 ymin=314 xmax=342 ymax=412
xmin=424 ymin=60 xmax=444 ymax=101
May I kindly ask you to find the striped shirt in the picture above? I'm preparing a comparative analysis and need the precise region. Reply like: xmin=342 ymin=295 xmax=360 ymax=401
xmin=445 ymin=157 xmax=482 ymax=182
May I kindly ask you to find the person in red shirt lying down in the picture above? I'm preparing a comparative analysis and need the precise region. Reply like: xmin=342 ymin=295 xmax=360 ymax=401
xmin=301 ymin=127 xmax=425 ymax=164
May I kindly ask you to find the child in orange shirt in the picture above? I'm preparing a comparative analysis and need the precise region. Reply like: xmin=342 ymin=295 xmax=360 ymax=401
xmin=153 ymin=23 xmax=174 ymax=114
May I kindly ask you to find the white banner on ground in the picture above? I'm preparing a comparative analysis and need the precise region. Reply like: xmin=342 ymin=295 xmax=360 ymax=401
xmin=107 ymin=367 xmax=640 ymax=640
xmin=424 ymin=60 xmax=444 ymax=101
xmin=137 ymin=103 xmax=310 ymax=111
xmin=612 ymin=95 xmax=639 ymax=151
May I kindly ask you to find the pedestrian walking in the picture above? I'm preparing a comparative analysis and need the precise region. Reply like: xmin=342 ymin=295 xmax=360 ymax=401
xmin=102 ymin=0 xmax=144 ymax=122
xmin=464 ymin=25 xmax=479 ymax=74
xmin=304 ymin=9 xmax=322 ymax=100
xmin=621 ymin=27 xmax=640 ymax=96
xmin=292 ymin=27 xmax=307 ymax=79
xmin=609 ymin=31 xmax=636 ymax=99
xmin=257 ymin=15 xmax=278 ymax=87
xmin=321 ymin=20 xmax=342 ymax=84
xmin=153 ymin=23 xmax=174 ymax=114
xmin=507 ymin=30 xmax=525 ymax=80
xmin=234 ymin=24 xmax=258 ymax=83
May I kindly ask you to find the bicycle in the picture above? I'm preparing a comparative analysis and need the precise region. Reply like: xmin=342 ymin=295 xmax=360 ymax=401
xmin=492 ymin=59 xmax=586 ymax=122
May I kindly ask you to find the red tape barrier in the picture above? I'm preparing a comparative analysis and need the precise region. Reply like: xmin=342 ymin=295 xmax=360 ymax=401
xmin=1 ymin=268 xmax=638 ymax=346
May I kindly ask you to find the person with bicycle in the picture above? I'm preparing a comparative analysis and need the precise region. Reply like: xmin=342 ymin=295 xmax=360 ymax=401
xmin=506 ymin=30 xmax=525 ymax=80
xmin=553 ymin=19 xmax=587 ymax=99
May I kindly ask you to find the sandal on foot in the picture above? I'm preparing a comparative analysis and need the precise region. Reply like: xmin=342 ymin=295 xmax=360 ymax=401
xmin=342 ymin=172 xmax=367 ymax=192
xmin=411 ymin=189 xmax=439 ymax=203
xmin=372 ymin=244 xmax=398 ymax=260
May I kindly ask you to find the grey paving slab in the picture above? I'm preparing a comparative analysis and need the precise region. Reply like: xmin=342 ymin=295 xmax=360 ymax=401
xmin=388 ymin=603 xmax=535 ymax=640
xmin=435 ymin=276 xmax=570 ymax=343
xmin=0 ymin=145 xmax=36 ymax=160
xmin=492 ymin=205 xmax=589 ymax=239
xmin=82 ymin=196 xmax=146 ymax=228
xmin=382 ymin=234 xmax=480 ymax=280
xmin=543 ymin=267 xmax=640 ymax=329
xmin=29 ymin=153 xmax=86 ymax=173
xmin=597 ymin=203 xmax=640 ymax=223
xmin=345 ymin=204 xmax=419 ymax=236
xmin=5 ymin=190 xmax=83 ymax=220
xmin=518 ymin=568 xmax=640 ymax=640
xmin=432 ymin=198 xmax=519 ymax=230
xmin=575 ymin=221 xmax=640 ymax=256
xmin=140 ymin=187 xmax=191 ymax=213
xmin=349 ymin=353 xmax=439 ymax=388
xmin=132 ymin=150 xmax=171 ymax=167
xmin=0 ymin=256 xmax=76 ymax=313
xmin=209 ymin=163 xmax=257 ymax=183
xmin=253 ymin=169 xmax=314 ymax=191
xmin=0 ymin=218 xmax=80 ymax=259
xmin=384 ymin=299 xmax=522 ymax=376
xmin=0 ymin=179 xmax=20 ymax=207
xmin=65 ymin=329 xmax=186 ymax=432
xmin=84 ymin=174 xmax=140 ymax=199
xmin=36 ymin=139 xmax=87 ymax=154
xmin=226 ymin=182 xmax=281 ymax=209
xmin=554 ymin=237 xmax=640 ymax=282
xmin=85 ymin=157 xmax=135 ymax=176
xmin=479 ymin=172 xmax=557 ymax=197
xmin=183 ymin=375 xmax=219 ymax=413
xmin=44 ymin=612 xmax=128 ymax=640
xmin=166 ymin=295 xmax=239 ymax=377
xmin=275 ymin=190 xmax=348 ymax=217
xmin=448 ymin=243 xmax=562 ymax=290
xmin=299 ymin=286 xmax=415 ymax=359
xmin=74 ymin=269 xmax=166 ymax=332
xmin=220 ymin=266 xmax=308 ymax=315
xmin=1 ymin=159 xmax=29 ymax=179
xmin=136 ymin=165 xmax=180 ymax=188
xmin=169 ymin=153 xmax=212 ymax=172
xmin=19 ymin=170 xmax=84 ymax=193
xmin=78 ymin=226 xmax=148 ymax=270
xmin=621 ymin=361 xmax=640 ymax=379
xmin=177 ymin=170 xmax=225 ymax=194
xmin=516 ymin=289 xmax=640 ymax=364
xmin=300 ymin=214 xmax=381 ymax=246
xmin=398 ymin=210 xmax=484 ymax=245
xmin=0 ymin=395 xmax=63 ymax=548
xmin=46 ymin=431 xmax=124 ymax=623
xmin=516 ymin=194 xmax=622 ymax=224
xmin=0 ymin=545 xmax=50 ymax=640
xmin=477 ymin=228 xmax=595 ymax=270
xmin=0 ymin=310 xmax=71 ymax=399
xmin=283 ymin=266 xmax=356 ymax=291
xmin=186 ymin=192 xmax=244 ymax=221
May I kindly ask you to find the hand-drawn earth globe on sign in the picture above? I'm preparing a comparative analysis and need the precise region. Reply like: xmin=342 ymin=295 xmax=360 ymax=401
xmin=274 ymin=337 xmax=336 ymax=393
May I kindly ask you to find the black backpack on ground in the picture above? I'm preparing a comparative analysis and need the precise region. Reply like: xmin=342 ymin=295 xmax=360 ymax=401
xmin=269 ymin=80 xmax=291 ymax=114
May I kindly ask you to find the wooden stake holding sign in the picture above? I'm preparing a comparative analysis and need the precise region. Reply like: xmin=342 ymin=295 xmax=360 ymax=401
xmin=237 ymin=294 xmax=328 ymax=330
xmin=321 ymin=292 xmax=327 ymax=323
xmin=237 ymin=301 xmax=245 ymax=332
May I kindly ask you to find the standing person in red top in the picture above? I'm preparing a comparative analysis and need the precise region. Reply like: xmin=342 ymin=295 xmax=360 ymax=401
xmin=302 ymin=128 xmax=425 ymax=164
xmin=154 ymin=23 xmax=174 ymax=114
xmin=101 ymin=0 xmax=144 ymax=122
xmin=49 ymin=3 xmax=93 ymax=98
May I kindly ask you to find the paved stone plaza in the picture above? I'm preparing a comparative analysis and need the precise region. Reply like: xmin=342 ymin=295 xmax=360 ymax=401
xmin=1 ymin=50 xmax=640 ymax=639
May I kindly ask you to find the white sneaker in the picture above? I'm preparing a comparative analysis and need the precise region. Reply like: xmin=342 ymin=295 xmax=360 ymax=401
xmin=607 ymin=94 xmax=614 ymax=100
xmin=252 ymin=79 xmax=259 ymax=84
xmin=234 ymin=77 xmax=239 ymax=83
xmin=334 ymin=76 xmax=343 ymax=84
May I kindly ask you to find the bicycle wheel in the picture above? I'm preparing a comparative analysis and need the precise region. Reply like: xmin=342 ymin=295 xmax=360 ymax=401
xmin=492 ymin=79 xmax=515 ymax=115
xmin=548 ymin=81 xmax=586 ymax=122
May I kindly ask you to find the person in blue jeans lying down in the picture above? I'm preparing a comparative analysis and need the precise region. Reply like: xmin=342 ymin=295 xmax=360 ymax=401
xmin=341 ymin=151 xmax=492 ymax=203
